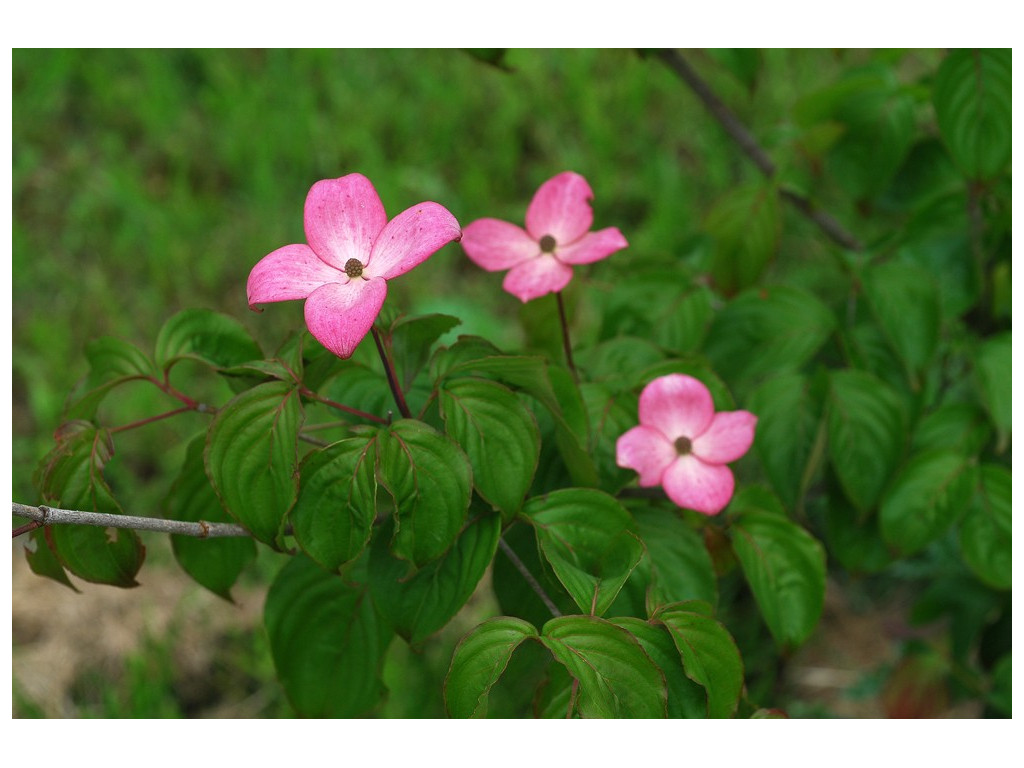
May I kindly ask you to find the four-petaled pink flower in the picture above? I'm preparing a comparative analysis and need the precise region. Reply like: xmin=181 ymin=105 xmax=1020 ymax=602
xmin=247 ymin=173 xmax=461 ymax=359
xmin=460 ymin=171 xmax=628 ymax=302
xmin=616 ymin=374 xmax=757 ymax=515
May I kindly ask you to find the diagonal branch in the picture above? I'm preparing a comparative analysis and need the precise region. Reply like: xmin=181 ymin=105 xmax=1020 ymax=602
xmin=12 ymin=502 xmax=252 ymax=539
xmin=653 ymin=48 xmax=864 ymax=253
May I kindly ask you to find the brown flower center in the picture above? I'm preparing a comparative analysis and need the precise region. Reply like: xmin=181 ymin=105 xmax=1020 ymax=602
xmin=344 ymin=258 xmax=364 ymax=278
xmin=539 ymin=234 xmax=557 ymax=253
xmin=674 ymin=436 xmax=692 ymax=455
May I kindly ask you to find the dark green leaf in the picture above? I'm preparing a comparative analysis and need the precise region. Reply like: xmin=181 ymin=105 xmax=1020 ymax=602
xmin=168 ymin=435 xmax=256 ymax=600
xmin=439 ymin=377 xmax=540 ymax=520
xmin=541 ymin=615 xmax=667 ymax=718
xmin=390 ymin=313 xmax=461 ymax=391
xmin=631 ymin=505 xmax=717 ymax=610
xmin=155 ymin=308 xmax=263 ymax=372
xmin=933 ymin=49 xmax=1011 ymax=179
xmin=492 ymin=523 xmax=576 ymax=628
xmin=879 ymin=450 xmax=975 ymax=555
xmin=974 ymin=332 xmax=1010 ymax=440
xmin=444 ymin=616 xmax=539 ymax=718
xmin=370 ymin=512 xmax=501 ymax=644
xmin=821 ymin=476 xmax=893 ymax=574
xmin=960 ymin=464 xmax=1010 ymax=590
xmin=24 ymin=528 xmax=77 ymax=591
xmin=656 ymin=601 xmax=744 ymax=718
xmin=291 ymin=434 xmax=378 ymax=571
xmin=579 ymin=383 xmax=638 ymax=493
xmin=205 ymin=381 xmax=303 ymax=546
xmin=704 ymin=286 xmax=837 ymax=386
xmin=911 ymin=402 xmax=991 ymax=457
xmin=728 ymin=493 xmax=826 ymax=650
xmin=65 ymin=336 xmax=157 ymax=419
xmin=827 ymin=369 xmax=907 ymax=512
xmin=707 ymin=48 xmax=761 ymax=91
xmin=747 ymin=373 xmax=825 ymax=510
xmin=987 ymin=654 xmax=1011 ymax=716
xmin=611 ymin=618 xmax=707 ymax=718
xmin=522 ymin=489 xmax=644 ymax=617
xmin=264 ymin=555 xmax=392 ymax=717
xmin=442 ymin=354 xmax=597 ymax=487
xmin=705 ymin=182 xmax=781 ymax=295
xmin=862 ymin=261 xmax=941 ymax=377
xmin=377 ymin=419 xmax=472 ymax=566
xmin=34 ymin=422 xmax=144 ymax=586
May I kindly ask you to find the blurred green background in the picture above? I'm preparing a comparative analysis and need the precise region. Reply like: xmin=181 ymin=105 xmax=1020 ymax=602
xmin=16 ymin=48 xmax=993 ymax=718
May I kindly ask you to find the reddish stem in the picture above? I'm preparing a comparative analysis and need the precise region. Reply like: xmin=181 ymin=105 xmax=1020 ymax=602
xmin=555 ymin=292 xmax=579 ymax=383
xmin=109 ymin=405 xmax=197 ymax=434
xmin=299 ymin=387 xmax=388 ymax=425
xmin=371 ymin=326 xmax=412 ymax=419
xmin=12 ymin=520 xmax=43 ymax=538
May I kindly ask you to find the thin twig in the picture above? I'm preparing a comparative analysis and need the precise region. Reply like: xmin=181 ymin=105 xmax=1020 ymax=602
xmin=299 ymin=386 xmax=387 ymax=425
xmin=12 ymin=502 xmax=252 ymax=539
xmin=371 ymin=326 xmax=412 ymax=419
xmin=555 ymin=292 xmax=579 ymax=383
xmin=12 ymin=520 xmax=44 ymax=538
xmin=653 ymin=49 xmax=864 ymax=253
xmin=498 ymin=537 xmax=562 ymax=618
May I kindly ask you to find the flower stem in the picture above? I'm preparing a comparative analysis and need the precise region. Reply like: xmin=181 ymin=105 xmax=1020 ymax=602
xmin=498 ymin=537 xmax=562 ymax=618
xmin=555 ymin=292 xmax=578 ymax=383
xmin=371 ymin=326 xmax=412 ymax=419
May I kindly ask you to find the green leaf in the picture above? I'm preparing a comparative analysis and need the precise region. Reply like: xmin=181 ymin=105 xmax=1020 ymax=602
xmin=631 ymin=505 xmax=717 ymax=610
xmin=580 ymin=383 xmax=639 ymax=493
xmin=821 ymin=477 xmax=893 ymax=574
xmin=444 ymin=617 xmax=539 ymax=718
xmin=705 ymin=182 xmax=781 ymax=295
xmin=264 ymin=555 xmax=392 ymax=717
xmin=987 ymin=654 xmax=1011 ymax=716
xmin=656 ymin=602 xmax=744 ymax=718
xmin=796 ymin=65 xmax=916 ymax=199
xmin=34 ymin=422 xmax=145 ymax=586
xmin=491 ymin=523 xmax=575 ymax=628
xmin=390 ymin=313 xmax=461 ymax=391
xmin=933 ymin=49 xmax=1011 ymax=180
xmin=205 ymin=381 xmax=303 ymax=547
xmin=862 ymin=261 xmax=941 ymax=377
xmin=611 ymin=618 xmax=707 ymax=718
xmin=376 ymin=419 xmax=472 ymax=566
xmin=960 ymin=464 xmax=1010 ymax=590
xmin=747 ymin=373 xmax=825 ymax=510
xmin=974 ymin=332 xmax=1010 ymax=440
xmin=827 ymin=369 xmax=907 ymax=512
xmin=370 ymin=512 xmax=501 ymax=644
xmin=912 ymin=402 xmax=991 ymax=457
xmin=441 ymin=354 xmax=597 ymax=487
xmin=65 ymin=336 xmax=157 ymax=419
xmin=155 ymin=308 xmax=263 ymax=372
xmin=879 ymin=450 xmax=975 ymax=556
xmin=541 ymin=615 xmax=667 ymax=718
xmin=24 ymin=528 xmax=77 ymax=591
xmin=522 ymin=489 xmax=644 ymax=617
xmin=707 ymin=48 xmax=761 ymax=91
xmin=168 ymin=435 xmax=256 ymax=600
xmin=704 ymin=286 xmax=837 ymax=386
xmin=439 ymin=377 xmax=540 ymax=520
xmin=291 ymin=434 xmax=378 ymax=571
xmin=728 ymin=494 xmax=826 ymax=650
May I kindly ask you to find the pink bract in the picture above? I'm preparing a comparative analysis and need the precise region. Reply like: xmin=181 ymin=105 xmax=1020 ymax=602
xmin=247 ymin=174 xmax=461 ymax=359
xmin=460 ymin=171 xmax=628 ymax=302
xmin=615 ymin=374 xmax=757 ymax=516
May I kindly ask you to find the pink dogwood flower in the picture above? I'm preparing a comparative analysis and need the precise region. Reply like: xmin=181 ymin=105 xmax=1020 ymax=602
xmin=247 ymin=173 xmax=461 ymax=359
xmin=616 ymin=374 xmax=757 ymax=516
xmin=460 ymin=171 xmax=628 ymax=302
